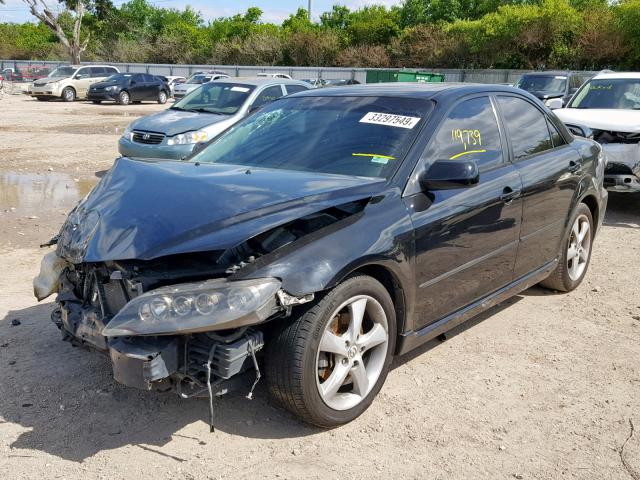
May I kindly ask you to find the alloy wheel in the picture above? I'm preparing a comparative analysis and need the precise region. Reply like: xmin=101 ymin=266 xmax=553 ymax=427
xmin=315 ymin=295 xmax=389 ymax=411
xmin=566 ymin=213 xmax=591 ymax=281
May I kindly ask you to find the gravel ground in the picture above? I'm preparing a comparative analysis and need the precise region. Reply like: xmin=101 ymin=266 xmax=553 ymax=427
xmin=0 ymin=93 xmax=639 ymax=480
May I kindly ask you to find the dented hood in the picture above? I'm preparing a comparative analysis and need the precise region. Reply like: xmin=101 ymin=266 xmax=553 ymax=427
xmin=555 ymin=108 xmax=640 ymax=133
xmin=57 ymin=157 xmax=383 ymax=262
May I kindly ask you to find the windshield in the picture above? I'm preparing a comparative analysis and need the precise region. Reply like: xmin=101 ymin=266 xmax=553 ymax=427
xmin=172 ymin=82 xmax=255 ymax=114
xmin=48 ymin=66 xmax=76 ymax=78
xmin=188 ymin=75 xmax=212 ymax=85
xmin=105 ymin=73 xmax=132 ymax=82
xmin=568 ymin=78 xmax=640 ymax=109
xmin=191 ymin=96 xmax=431 ymax=179
xmin=515 ymin=75 xmax=567 ymax=94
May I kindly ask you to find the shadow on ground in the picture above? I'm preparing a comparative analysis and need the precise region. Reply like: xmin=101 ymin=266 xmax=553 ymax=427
xmin=602 ymin=192 xmax=640 ymax=229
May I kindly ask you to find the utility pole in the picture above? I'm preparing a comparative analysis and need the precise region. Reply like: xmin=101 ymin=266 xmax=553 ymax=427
xmin=308 ymin=0 xmax=312 ymax=20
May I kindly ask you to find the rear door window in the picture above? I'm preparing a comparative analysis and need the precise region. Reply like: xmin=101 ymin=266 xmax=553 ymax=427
xmin=89 ymin=67 xmax=105 ymax=77
xmin=424 ymin=96 xmax=504 ymax=172
xmin=497 ymin=96 xmax=554 ymax=161
xmin=251 ymin=85 xmax=285 ymax=109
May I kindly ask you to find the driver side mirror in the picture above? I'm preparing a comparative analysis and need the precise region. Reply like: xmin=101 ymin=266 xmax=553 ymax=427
xmin=419 ymin=160 xmax=479 ymax=191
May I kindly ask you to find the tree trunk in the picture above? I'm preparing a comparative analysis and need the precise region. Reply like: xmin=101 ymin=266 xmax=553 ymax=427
xmin=23 ymin=0 xmax=88 ymax=64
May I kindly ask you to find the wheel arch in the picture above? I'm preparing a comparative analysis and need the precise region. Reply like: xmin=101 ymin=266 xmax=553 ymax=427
xmin=580 ymin=193 xmax=599 ymax=232
xmin=334 ymin=263 xmax=407 ymax=350
xmin=61 ymin=85 xmax=76 ymax=97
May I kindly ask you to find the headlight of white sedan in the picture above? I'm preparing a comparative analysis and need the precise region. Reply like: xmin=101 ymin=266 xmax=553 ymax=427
xmin=102 ymin=278 xmax=281 ymax=336
xmin=167 ymin=130 xmax=209 ymax=145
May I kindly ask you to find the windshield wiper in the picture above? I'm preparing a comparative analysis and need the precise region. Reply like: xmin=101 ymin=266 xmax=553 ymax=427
xmin=189 ymin=108 xmax=225 ymax=114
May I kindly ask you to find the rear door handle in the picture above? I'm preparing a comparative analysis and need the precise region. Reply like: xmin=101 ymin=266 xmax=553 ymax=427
xmin=500 ymin=186 xmax=521 ymax=203
xmin=568 ymin=160 xmax=581 ymax=173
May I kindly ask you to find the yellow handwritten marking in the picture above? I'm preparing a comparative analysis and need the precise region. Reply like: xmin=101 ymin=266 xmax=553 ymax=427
xmin=352 ymin=153 xmax=396 ymax=160
xmin=451 ymin=129 xmax=482 ymax=151
xmin=449 ymin=149 xmax=487 ymax=160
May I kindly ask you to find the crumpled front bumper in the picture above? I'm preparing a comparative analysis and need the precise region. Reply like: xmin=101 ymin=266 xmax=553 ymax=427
xmin=602 ymin=143 xmax=640 ymax=192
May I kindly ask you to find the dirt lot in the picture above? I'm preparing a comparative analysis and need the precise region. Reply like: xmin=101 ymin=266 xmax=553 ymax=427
xmin=1 ymin=93 xmax=639 ymax=480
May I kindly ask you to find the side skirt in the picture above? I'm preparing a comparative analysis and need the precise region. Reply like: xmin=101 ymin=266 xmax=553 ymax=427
xmin=396 ymin=260 xmax=557 ymax=356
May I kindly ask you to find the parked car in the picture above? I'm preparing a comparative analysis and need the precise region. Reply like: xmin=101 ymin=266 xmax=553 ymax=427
xmin=35 ymin=83 xmax=607 ymax=428
xmin=514 ymin=71 xmax=593 ymax=108
xmin=257 ymin=72 xmax=293 ymax=79
xmin=118 ymin=77 xmax=311 ymax=160
xmin=300 ymin=78 xmax=323 ymax=88
xmin=322 ymin=78 xmax=361 ymax=87
xmin=173 ymin=71 xmax=230 ymax=99
xmin=28 ymin=65 xmax=120 ymax=102
xmin=553 ymin=72 xmax=640 ymax=192
xmin=87 ymin=73 xmax=170 ymax=105
xmin=161 ymin=75 xmax=187 ymax=96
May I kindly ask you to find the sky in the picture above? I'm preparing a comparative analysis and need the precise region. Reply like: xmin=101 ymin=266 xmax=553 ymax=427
xmin=0 ymin=0 xmax=404 ymax=24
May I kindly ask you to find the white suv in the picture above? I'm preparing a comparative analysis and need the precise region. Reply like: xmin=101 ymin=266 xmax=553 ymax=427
xmin=554 ymin=72 xmax=640 ymax=192
xmin=29 ymin=65 xmax=120 ymax=102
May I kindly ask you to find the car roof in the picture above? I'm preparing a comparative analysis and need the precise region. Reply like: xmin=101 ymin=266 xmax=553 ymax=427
xmin=592 ymin=72 xmax=640 ymax=80
xmin=291 ymin=82 xmax=528 ymax=100
xmin=521 ymin=70 xmax=570 ymax=76
xmin=212 ymin=76 xmax=309 ymax=86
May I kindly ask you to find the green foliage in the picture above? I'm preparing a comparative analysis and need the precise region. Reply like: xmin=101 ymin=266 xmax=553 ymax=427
xmin=2 ymin=0 xmax=640 ymax=70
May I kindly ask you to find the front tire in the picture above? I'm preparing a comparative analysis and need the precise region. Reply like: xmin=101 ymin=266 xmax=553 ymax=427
xmin=266 ymin=275 xmax=396 ymax=427
xmin=540 ymin=203 xmax=594 ymax=292
xmin=61 ymin=87 xmax=76 ymax=102
xmin=157 ymin=90 xmax=168 ymax=104
xmin=117 ymin=90 xmax=130 ymax=105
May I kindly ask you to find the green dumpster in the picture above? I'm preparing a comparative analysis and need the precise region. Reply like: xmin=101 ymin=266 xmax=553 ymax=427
xmin=366 ymin=69 xmax=445 ymax=84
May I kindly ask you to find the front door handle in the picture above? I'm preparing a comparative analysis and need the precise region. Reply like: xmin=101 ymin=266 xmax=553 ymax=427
xmin=500 ymin=186 xmax=521 ymax=203
xmin=568 ymin=160 xmax=581 ymax=173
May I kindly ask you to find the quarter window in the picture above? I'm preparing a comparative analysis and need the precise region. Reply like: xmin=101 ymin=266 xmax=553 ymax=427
xmin=285 ymin=84 xmax=309 ymax=95
xmin=425 ymin=96 xmax=504 ymax=171
xmin=497 ymin=96 xmax=553 ymax=161
xmin=548 ymin=120 xmax=566 ymax=148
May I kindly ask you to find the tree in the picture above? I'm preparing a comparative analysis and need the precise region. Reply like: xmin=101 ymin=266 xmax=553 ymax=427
xmin=21 ymin=0 xmax=88 ymax=63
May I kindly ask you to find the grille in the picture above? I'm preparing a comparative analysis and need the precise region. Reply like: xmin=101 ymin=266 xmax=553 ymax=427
xmin=132 ymin=131 xmax=165 ymax=145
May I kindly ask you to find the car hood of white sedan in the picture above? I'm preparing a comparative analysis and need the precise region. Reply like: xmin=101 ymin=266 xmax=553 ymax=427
xmin=555 ymin=108 xmax=640 ymax=133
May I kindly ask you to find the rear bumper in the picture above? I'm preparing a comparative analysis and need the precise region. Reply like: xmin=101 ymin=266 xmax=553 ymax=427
xmin=118 ymin=135 xmax=194 ymax=160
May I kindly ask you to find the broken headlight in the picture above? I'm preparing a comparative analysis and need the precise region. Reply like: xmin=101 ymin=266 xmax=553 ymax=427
xmin=102 ymin=278 xmax=281 ymax=337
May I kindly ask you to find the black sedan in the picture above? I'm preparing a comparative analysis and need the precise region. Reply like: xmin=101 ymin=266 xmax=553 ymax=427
xmin=34 ymin=84 xmax=607 ymax=428
xmin=87 ymin=73 xmax=170 ymax=105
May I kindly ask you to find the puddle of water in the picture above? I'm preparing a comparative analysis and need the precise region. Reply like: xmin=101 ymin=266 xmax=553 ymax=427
xmin=0 ymin=172 xmax=96 ymax=216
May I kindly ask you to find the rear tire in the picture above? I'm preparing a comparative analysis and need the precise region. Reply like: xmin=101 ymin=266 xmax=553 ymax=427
xmin=92 ymin=100 xmax=101 ymax=104
xmin=539 ymin=203 xmax=594 ymax=292
xmin=117 ymin=90 xmax=130 ymax=105
xmin=157 ymin=90 xmax=168 ymax=104
xmin=61 ymin=87 xmax=75 ymax=102
xmin=265 ymin=275 xmax=396 ymax=427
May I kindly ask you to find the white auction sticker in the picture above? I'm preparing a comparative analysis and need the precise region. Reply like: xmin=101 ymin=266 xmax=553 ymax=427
xmin=359 ymin=112 xmax=421 ymax=129
xmin=230 ymin=86 xmax=250 ymax=92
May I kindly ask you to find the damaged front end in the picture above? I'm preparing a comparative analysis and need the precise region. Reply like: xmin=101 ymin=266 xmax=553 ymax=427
xmin=590 ymin=129 xmax=640 ymax=192
xmin=32 ymin=157 xmax=378 ymax=412
xmin=38 ymin=253 xmax=289 ymax=400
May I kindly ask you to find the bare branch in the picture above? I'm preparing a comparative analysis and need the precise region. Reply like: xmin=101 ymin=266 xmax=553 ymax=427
xmin=20 ymin=0 xmax=86 ymax=63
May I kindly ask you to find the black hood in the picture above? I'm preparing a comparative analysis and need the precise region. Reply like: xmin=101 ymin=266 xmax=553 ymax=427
xmin=57 ymin=158 xmax=384 ymax=263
